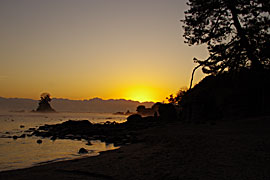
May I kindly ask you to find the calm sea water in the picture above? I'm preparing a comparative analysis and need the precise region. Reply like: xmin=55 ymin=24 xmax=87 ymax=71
xmin=0 ymin=112 xmax=127 ymax=172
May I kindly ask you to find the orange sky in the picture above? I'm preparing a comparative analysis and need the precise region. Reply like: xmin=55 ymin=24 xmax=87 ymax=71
xmin=0 ymin=0 xmax=208 ymax=102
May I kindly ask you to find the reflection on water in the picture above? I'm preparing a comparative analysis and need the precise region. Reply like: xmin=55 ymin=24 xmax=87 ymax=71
xmin=0 ymin=112 xmax=125 ymax=172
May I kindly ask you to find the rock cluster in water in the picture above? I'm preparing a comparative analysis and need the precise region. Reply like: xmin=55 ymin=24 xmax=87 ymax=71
xmin=30 ymin=115 xmax=159 ymax=146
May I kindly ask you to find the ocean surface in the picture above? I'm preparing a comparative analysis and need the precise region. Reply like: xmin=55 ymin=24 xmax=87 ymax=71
xmin=0 ymin=111 xmax=127 ymax=172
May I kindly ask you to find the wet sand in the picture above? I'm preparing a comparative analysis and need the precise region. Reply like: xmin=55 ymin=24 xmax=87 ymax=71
xmin=1 ymin=116 xmax=270 ymax=180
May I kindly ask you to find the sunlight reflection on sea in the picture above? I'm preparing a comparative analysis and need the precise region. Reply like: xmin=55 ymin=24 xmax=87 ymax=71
xmin=0 ymin=112 xmax=126 ymax=171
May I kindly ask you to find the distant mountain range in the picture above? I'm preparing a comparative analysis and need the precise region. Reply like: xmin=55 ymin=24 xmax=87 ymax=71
xmin=0 ymin=97 xmax=154 ymax=113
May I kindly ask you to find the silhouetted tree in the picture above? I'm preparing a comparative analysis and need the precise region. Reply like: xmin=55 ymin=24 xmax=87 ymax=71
xmin=40 ymin=93 xmax=52 ymax=102
xmin=136 ymin=105 xmax=146 ymax=113
xmin=166 ymin=88 xmax=188 ymax=105
xmin=182 ymin=0 xmax=270 ymax=76
xmin=151 ymin=102 xmax=162 ymax=112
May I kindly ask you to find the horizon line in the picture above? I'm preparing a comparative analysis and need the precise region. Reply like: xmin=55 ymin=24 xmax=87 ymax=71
xmin=0 ymin=96 xmax=158 ymax=103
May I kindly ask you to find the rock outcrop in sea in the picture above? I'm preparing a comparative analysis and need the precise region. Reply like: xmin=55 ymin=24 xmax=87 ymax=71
xmin=36 ymin=93 xmax=55 ymax=112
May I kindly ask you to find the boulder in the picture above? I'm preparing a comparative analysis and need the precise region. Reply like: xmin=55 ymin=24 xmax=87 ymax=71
xmin=86 ymin=141 xmax=92 ymax=145
xmin=78 ymin=148 xmax=88 ymax=154
xmin=127 ymin=114 xmax=142 ymax=123
xmin=19 ymin=134 xmax=26 ymax=138
xmin=50 ymin=136 xmax=57 ymax=141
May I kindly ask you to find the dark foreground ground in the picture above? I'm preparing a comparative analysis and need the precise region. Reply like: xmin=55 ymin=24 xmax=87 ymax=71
xmin=1 ymin=116 xmax=270 ymax=180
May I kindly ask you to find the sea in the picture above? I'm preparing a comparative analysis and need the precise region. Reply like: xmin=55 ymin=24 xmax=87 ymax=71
xmin=0 ymin=111 xmax=127 ymax=172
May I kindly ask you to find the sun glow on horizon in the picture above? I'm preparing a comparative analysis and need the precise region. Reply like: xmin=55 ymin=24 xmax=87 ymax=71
xmin=0 ymin=1 xmax=208 ymax=103
xmin=128 ymin=92 xmax=153 ymax=102
xmin=122 ymin=85 xmax=162 ymax=103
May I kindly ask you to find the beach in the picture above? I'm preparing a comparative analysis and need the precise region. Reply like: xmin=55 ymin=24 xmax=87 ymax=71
xmin=1 ymin=116 xmax=270 ymax=180
xmin=1 ymin=0 xmax=270 ymax=179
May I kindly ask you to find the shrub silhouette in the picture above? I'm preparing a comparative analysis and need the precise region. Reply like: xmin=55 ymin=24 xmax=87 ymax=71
xmin=178 ymin=69 xmax=270 ymax=122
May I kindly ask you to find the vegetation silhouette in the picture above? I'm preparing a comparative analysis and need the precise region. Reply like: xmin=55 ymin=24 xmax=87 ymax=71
xmin=167 ymin=88 xmax=188 ymax=105
xmin=130 ymin=102 xmax=177 ymax=122
xmin=182 ymin=0 xmax=270 ymax=88
xmin=167 ymin=69 xmax=270 ymax=123
xmin=162 ymin=0 xmax=270 ymax=122
xmin=36 ymin=93 xmax=55 ymax=112
xmin=3 ymin=1 xmax=270 ymax=179
xmin=136 ymin=105 xmax=155 ymax=116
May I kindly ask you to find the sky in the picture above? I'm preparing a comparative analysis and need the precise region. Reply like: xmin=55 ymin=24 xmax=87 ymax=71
xmin=0 ymin=0 xmax=208 ymax=102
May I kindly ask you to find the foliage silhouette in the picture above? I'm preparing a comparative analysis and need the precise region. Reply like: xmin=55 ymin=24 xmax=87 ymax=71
xmin=136 ymin=105 xmax=146 ymax=113
xmin=182 ymin=0 xmax=270 ymax=77
xmin=167 ymin=88 xmax=188 ymax=105
xmin=136 ymin=105 xmax=156 ymax=116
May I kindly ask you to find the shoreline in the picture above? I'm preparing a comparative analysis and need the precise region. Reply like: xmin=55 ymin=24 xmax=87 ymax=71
xmin=0 ymin=112 xmax=128 ymax=172
xmin=1 ymin=116 xmax=270 ymax=179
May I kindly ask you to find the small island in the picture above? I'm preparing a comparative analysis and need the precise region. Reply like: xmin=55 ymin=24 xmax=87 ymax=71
xmin=35 ymin=93 xmax=55 ymax=113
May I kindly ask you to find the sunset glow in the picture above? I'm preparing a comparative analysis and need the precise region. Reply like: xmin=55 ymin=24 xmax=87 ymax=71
xmin=128 ymin=92 xmax=154 ymax=103
xmin=124 ymin=86 xmax=158 ymax=102
xmin=0 ymin=0 xmax=208 ymax=102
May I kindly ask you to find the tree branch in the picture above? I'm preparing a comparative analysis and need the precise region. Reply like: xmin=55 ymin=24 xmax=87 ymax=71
xmin=189 ymin=64 xmax=202 ymax=90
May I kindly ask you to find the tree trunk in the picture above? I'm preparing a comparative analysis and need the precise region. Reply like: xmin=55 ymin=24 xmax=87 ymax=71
xmin=227 ymin=3 xmax=262 ymax=70
xmin=189 ymin=64 xmax=201 ymax=90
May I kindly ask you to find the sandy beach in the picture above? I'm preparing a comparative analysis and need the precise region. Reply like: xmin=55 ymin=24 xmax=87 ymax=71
xmin=1 ymin=116 xmax=270 ymax=180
